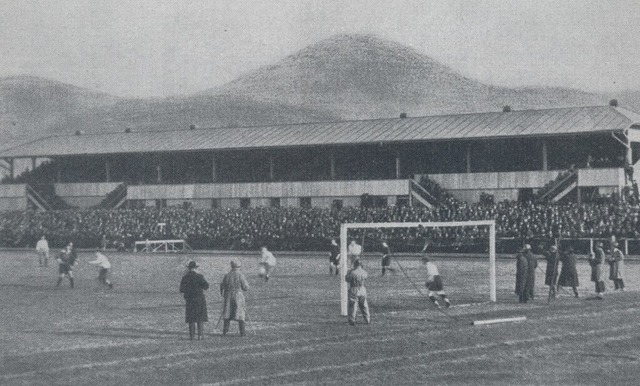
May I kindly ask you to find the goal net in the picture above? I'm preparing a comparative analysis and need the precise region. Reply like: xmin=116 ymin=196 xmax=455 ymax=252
xmin=339 ymin=220 xmax=496 ymax=316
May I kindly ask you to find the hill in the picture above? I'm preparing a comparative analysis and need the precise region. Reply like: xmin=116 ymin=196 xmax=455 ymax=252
xmin=0 ymin=76 xmax=122 ymax=148
xmin=210 ymin=34 xmax=613 ymax=119
xmin=2 ymin=34 xmax=640 ymax=151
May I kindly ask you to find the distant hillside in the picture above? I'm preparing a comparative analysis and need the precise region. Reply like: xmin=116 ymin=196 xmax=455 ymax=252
xmin=0 ymin=76 xmax=122 ymax=148
xmin=210 ymin=34 xmax=615 ymax=119
xmin=2 ymin=34 xmax=640 ymax=151
xmin=0 ymin=77 xmax=338 ymax=150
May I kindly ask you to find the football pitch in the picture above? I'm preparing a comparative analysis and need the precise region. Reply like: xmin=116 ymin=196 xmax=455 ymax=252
xmin=1 ymin=250 xmax=639 ymax=385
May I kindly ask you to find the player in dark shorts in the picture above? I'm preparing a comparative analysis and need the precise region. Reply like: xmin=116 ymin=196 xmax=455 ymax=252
xmin=422 ymin=256 xmax=451 ymax=308
xmin=56 ymin=242 xmax=78 ymax=288
xmin=380 ymin=242 xmax=395 ymax=276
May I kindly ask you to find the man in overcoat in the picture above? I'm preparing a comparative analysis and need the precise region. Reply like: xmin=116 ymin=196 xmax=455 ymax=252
xmin=607 ymin=242 xmax=625 ymax=291
xmin=523 ymin=244 xmax=538 ymax=301
xmin=220 ymin=260 xmax=250 ymax=336
xmin=544 ymin=245 xmax=560 ymax=298
xmin=515 ymin=247 xmax=529 ymax=303
xmin=179 ymin=261 xmax=209 ymax=340
xmin=589 ymin=241 xmax=606 ymax=298
xmin=557 ymin=247 xmax=579 ymax=297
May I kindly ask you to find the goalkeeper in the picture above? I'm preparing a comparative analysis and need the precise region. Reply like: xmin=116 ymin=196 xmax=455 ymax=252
xmin=421 ymin=254 xmax=451 ymax=309
xmin=380 ymin=241 xmax=395 ymax=276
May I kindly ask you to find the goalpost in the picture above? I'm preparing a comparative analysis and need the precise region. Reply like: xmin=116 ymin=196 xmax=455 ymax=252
xmin=339 ymin=220 xmax=496 ymax=316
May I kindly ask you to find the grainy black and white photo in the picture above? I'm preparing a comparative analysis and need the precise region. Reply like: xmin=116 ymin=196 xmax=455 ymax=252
xmin=1 ymin=1 xmax=640 ymax=384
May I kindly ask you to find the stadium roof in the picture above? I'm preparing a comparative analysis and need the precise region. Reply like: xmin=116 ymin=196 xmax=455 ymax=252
xmin=2 ymin=105 xmax=640 ymax=158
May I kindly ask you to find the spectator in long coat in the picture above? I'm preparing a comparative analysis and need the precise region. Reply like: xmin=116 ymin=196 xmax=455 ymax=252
xmin=557 ymin=247 xmax=579 ymax=297
xmin=589 ymin=242 xmax=606 ymax=298
xmin=515 ymin=248 xmax=529 ymax=303
xmin=523 ymin=244 xmax=538 ymax=301
xmin=607 ymin=242 xmax=625 ymax=291
xmin=220 ymin=260 xmax=250 ymax=336
xmin=544 ymin=245 xmax=560 ymax=298
xmin=179 ymin=261 xmax=209 ymax=340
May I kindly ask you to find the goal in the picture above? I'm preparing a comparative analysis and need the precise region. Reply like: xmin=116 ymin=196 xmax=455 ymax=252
xmin=339 ymin=220 xmax=496 ymax=316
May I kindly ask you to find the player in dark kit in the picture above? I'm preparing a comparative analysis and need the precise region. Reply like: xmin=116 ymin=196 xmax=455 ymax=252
xmin=56 ymin=243 xmax=78 ymax=288
xmin=380 ymin=242 xmax=395 ymax=276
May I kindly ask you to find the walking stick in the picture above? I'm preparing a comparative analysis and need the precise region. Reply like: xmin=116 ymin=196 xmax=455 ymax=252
xmin=244 ymin=309 xmax=257 ymax=335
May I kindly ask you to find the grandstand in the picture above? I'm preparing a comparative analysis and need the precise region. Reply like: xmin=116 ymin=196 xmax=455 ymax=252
xmin=0 ymin=104 xmax=639 ymax=211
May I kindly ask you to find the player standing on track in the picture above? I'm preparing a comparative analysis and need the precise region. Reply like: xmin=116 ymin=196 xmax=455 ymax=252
xmin=258 ymin=246 xmax=276 ymax=282
xmin=36 ymin=235 xmax=49 ymax=267
xmin=220 ymin=260 xmax=250 ymax=336
xmin=421 ymin=255 xmax=451 ymax=308
xmin=329 ymin=239 xmax=340 ymax=275
xmin=55 ymin=243 xmax=77 ymax=288
xmin=179 ymin=261 xmax=209 ymax=340
xmin=88 ymin=250 xmax=114 ymax=289
xmin=345 ymin=259 xmax=370 ymax=325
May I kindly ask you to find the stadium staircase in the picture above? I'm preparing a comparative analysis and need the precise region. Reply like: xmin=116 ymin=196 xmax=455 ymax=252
xmin=409 ymin=180 xmax=436 ymax=208
xmin=535 ymin=169 xmax=578 ymax=203
xmin=410 ymin=176 xmax=463 ymax=208
xmin=26 ymin=184 xmax=72 ymax=210
xmin=95 ymin=183 xmax=127 ymax=209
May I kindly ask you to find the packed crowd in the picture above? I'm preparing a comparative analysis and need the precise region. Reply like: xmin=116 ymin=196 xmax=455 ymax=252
xmin=1 ymin=199 xmax=639 ymax=252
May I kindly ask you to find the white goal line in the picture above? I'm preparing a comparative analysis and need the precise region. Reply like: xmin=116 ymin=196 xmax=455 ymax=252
xmin=339 ymin=220 xmax=497 ymax=316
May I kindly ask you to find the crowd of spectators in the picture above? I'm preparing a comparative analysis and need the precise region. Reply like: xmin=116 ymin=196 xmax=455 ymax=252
xmin=1 ymin=199 xmax=639 ymax=253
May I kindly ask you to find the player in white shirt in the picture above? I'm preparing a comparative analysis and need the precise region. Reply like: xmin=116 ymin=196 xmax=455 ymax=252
xmin=88 ymin=250 xmax=114 ymax=289
xmin=422 ymin=256 xmax=451 ymax=308
xmin=36 ymin=236 xmax=50 ymax=267
xmin=259 ymin=246 xmax=277 ymax=282
xmin=348 ymin=240 xmax=362 ymax=265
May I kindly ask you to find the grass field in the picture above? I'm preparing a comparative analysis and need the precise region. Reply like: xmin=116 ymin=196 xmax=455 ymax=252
xmin=1 ymin=249 xmax=640 ymax=385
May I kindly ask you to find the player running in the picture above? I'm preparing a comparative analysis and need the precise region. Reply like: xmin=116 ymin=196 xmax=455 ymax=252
xmin=421 ymin=254 xmax=451 ymax=309
xmin=329 ymin=239 xmax=340 ymax=275
xmin=88 ymin=250 xmax=114 ymax=289
xmin=259 ymin=246 xmax=277 ymax=282
xmin=56 ymin=243 xmax=78 ymax=288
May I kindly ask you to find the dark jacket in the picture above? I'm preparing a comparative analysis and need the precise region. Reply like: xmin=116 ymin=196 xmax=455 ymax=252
xmin=524 ymin=251 xmax=538 ymax=297
xmin=558 ymin=252 xmax=579 ymax=287
xmin=544 ymin=250 xmax=560 ymax=286
xmin=515 ymin=253 xmax=529 ymax=295
xmin=180 ymin=271 xmax=209 ymax=323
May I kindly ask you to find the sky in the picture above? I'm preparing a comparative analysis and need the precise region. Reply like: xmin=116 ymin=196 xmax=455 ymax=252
xmin=1 ymin=0 xmax=639 ymax=98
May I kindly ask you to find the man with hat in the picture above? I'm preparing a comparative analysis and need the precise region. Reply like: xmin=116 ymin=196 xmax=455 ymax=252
xmin=179 ymin=261 xmax=209 ymax=340
xmin=515 ymin=244 xmax=537 ymax=303
xmin=523 ymin=244 xmax=538 ymax=301
xmin=557 ymin=246 xmax=579 ymax=297
xmin=607 ymin=242 xmax=625 ymax=291
xmin=220 ymin=260 xmax=250 ymax=336
xmin=544 ymin=245 xmax=560 ymax=298
xmin=589 ymin=241 xmax=606 ymax=298
xmin=345 ymin=259 xmax=370 ymax=325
